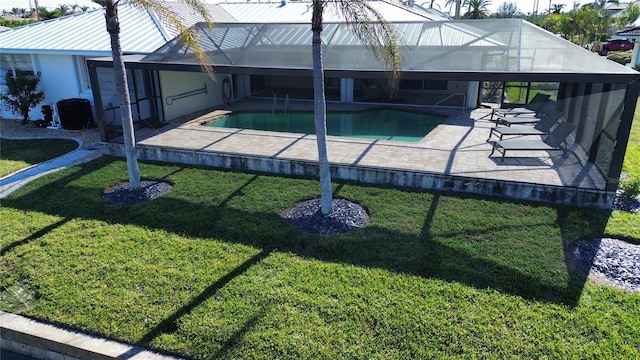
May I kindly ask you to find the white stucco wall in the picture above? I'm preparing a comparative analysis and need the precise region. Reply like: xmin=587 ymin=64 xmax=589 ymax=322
xmin=159 ymin=71 xmax=227 ymax=121
xmin=1 ymin=54 xmax=94 ymax=121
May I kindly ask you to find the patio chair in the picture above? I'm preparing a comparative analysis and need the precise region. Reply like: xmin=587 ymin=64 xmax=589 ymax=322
xmin=494 ymin=100 xmax=557 ymax=127
xmin=490 ymin=121 xmax=576 ymax=162
xmin=488 ymin=111 xmax=563 ymax=140
xmin=490 ymin=93 xmax=551 ymax=120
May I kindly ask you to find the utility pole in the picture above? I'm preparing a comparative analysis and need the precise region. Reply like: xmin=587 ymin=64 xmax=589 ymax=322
xmin=34 ymin=0 xmax=40 ymax=21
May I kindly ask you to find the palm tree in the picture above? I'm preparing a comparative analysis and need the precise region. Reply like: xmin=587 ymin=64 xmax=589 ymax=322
xmin=93 ymin=0 xmax=213 ymax=190
xmin=446 ymin=0 xmax=467 ymax=19
xmin=463 ymin=0 xmax=491 ymax=19
xmin=56 ymin=4 xmax=70 ymax=13
xmin=551 ymin=3 xmax=565 ymax=13
xmin=311 ymin=0 xmax=401 ymax=215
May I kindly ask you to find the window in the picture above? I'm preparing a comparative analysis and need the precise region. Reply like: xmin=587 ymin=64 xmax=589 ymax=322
xmin=0 ymin=54 xmax=35 ymax=87
xmin=504 ymin=81 xmax=559 ymax=105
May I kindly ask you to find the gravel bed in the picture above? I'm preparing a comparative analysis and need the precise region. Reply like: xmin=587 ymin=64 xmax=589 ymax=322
xmin=570 ymin=238 xmax=640 ymax=293
xmin=102 ymin=180 xmax=173 ymax=206
xmin=1 ymin=119 xmax=100 ymax=148
xmin=613 ymin=189 xmax=640 ymax=213
xmin=283 ymin=198 xmax=370 ymax=235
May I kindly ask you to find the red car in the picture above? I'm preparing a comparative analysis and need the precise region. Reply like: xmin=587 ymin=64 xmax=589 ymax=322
xmin=599 ymin=39 xmax=635 ymax=55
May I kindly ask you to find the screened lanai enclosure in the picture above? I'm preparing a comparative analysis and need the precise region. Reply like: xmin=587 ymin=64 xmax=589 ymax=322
xmin=88 ymin=18 xmax=639 ymax=207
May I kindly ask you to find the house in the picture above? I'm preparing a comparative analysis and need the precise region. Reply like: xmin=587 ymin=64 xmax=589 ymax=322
xmin=0 ymin=0 xmax=446 ymax=122
xmin=2 ymin=0 xmax=638 ymax=207
xmin=89 ymin=0 xmax=638 ymax=203
xmin=0 ymin=1 xmax=231 ymax=121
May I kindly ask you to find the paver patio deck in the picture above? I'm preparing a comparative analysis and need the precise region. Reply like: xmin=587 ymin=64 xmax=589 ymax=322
xmin=102 ymin=99 xmax=611 ymax=207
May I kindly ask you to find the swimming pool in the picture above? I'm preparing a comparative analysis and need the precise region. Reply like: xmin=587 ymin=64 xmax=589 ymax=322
xmin=204 ymin=108 xmax=445 ymax=142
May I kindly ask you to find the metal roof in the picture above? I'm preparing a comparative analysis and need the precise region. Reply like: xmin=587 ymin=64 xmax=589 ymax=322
xmin=139 ymin=18 xmax=637 ymax=77
xmin=0 ymin=3 xmax=174 ymax=56
xmin=215 ymin=0 xmax=450 ymax=23
xmin=615 ymin=26 xmax=640 ymax=38
xmin=0 ymin=0 xmax=445 ymax=57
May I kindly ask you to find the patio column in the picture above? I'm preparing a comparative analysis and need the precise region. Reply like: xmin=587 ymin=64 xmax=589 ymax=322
xmin=630 ymin=43 xmax=639 ymax=69
xmin=467 ymin=81 xmax=479 ymax=108
xmin=341 ymin=78 xmax=354 ymax=102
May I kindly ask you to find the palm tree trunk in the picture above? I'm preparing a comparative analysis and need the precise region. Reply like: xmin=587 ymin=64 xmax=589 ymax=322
xmin=312 ymin=2 xmax=333 ymax=215
xmin=105 ymin=1 xmax=140 ymax=190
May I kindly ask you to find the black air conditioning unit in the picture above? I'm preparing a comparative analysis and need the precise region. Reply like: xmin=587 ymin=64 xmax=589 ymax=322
xmin=57 ymin=98 xmax=93 ymax=130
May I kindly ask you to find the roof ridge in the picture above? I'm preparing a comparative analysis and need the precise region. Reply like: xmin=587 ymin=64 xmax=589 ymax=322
xmin=142 ymin=1 xmax=173 ymax=42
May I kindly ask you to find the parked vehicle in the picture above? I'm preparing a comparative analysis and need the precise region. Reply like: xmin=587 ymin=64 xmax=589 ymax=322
xmin=597 ymin=39 xmax=635 ymax=56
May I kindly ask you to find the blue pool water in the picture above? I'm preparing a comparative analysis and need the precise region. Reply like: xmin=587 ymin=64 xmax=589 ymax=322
xmin=205 ymin=108 xmax=445 ymax=142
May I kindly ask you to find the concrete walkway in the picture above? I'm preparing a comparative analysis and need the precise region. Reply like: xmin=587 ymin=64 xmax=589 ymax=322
xmin=1 ymin=311 xmax=183 ymax=360
xmin=0 ymin=136 xmax=103 ymax=199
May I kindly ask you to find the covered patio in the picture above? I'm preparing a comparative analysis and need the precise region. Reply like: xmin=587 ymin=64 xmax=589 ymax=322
xmin=89 ymin=15 xmax=639 ymax=209
xmin=101 ymin=98 xmax=610 ymax=207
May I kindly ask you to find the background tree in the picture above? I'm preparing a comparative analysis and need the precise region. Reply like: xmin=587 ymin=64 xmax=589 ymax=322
xmin=494 ymin=2 xmax=520 ymax=18
xmin=56 ymin=4 xmax=70 ymax=13
xmin=37 ymin=7 xmax=62 ymax=20
xmin=446 ymin=0 xmax=467 ymax=18
xmin=463 ymin=0 xmax=491 ymax=19
xmin=93 ymin=0 xmax=214 ymax=191
xmin=616 ymin=3 xmax=640 ymax=29
xmin=311 ymin=0 xmax=401 ymax=215
xmin=0 ymin=70 xmax=45 ymax=124
xmin=550 ymin=3 xmax=565 ymax=13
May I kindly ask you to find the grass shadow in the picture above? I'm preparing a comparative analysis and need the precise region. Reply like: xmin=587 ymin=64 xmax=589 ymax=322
xmin=138 ymin=249 xmax=271 ymax=346
xmin=1 ymin=217 xmax=70 ymax=256
xmin=1 ymin=157 xmax=612 ymax=311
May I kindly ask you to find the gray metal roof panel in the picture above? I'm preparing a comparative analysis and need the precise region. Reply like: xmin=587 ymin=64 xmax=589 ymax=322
xmin=140 ymin=18 xmax=638 ymax=75
xmin=0 ymin=2 xmax=175 ymax=55
xmin=216 ymin=0 xmax=449 ymax=23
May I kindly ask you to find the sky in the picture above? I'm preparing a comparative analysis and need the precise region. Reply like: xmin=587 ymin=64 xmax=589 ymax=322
xmin=0 ymin=0 xmax=578 ymax=15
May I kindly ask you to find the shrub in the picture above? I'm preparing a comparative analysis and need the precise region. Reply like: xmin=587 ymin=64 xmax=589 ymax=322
xmin=621 ymin=176 xmax=640 ymax=198
xmin=0 ymin=70 xmax=45 ymax=124
xmin=606 ymin=51 xmax=632 ymax=66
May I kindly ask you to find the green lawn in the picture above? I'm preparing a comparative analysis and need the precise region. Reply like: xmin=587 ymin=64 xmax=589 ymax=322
xmin=1 ymin=157 xmax=638 ymax=359
xmin=0 ymin=139 xmax=79 ymax=178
